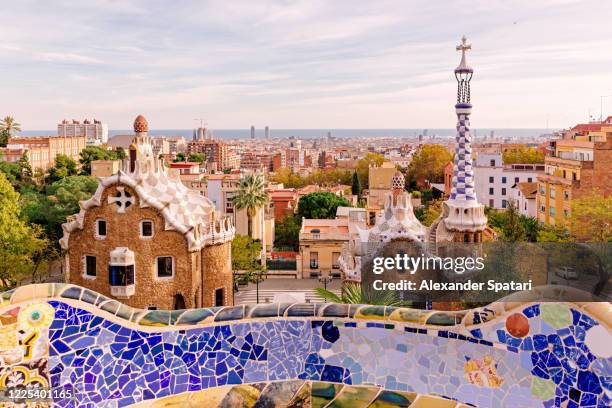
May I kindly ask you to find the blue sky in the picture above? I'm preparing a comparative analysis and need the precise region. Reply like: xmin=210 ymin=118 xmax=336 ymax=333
xmin=2 ymin=0 xmax=612 ymax=130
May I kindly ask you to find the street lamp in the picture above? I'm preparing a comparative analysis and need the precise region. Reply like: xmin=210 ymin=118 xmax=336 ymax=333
xmin=318 ymin=274 xmax=333 ymax=303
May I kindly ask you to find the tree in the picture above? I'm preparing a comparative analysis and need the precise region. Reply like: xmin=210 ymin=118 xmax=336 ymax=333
xmin=420 ymin=200 xmax=443 ymax=226
xmin=115 ymin=147 xmax=127 ymax=160
xmin=45 ymin=154 xmax=78 ymax=184
xmin=500 ymin=199 xmax=526 ymax=242
xmin=21 ymin=175 xmax=98 ymax=244
xmin=315 ymin=282 xmax=410 ymax=306
xmin=297 ymin=192 xmax=350 ymax=220
xmin=270 ymin=168 xmax=352 ymax=189
xmin=355 ymin=153 xmax=385 ymax=188
xmin=174 ymin=153 xmax=186 ymax=162
xmin=231 ymin=234 xmax=263 ymax=270
xmin=0 ymin=129 xmax=9 ymax=147
xmin=188 ymin=153 xmax=205 ymax=164
xmin=0 ymin=116 xmax=21 ymax=138
xmin=503 ymin=147 xmax=544 ymax=165
xmin=18 ymin=152 xmax=32 ymax=182
xmin=79 ymin=146 xmax=118 ymax=174
xmin=274 ymin=215 xmax=301 ymax=251
xmin=0 ymin=173 xmax=46 ymax=289
xmin=233 ymin=174 xmax=270 ymax=238
xmin=537 ymin=224 xmax=571 ymax=243
xmin=407 ymin=144 xmax=452 ymax=184
xmin=568 ymin=191 xmax=612 ymax=242
xmin=351 ymin=171 xmax=361 ymax=197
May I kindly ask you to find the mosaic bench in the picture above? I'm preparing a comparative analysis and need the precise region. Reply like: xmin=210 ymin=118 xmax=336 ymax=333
xmin=0 ymin=284 xmax=610 ymax=407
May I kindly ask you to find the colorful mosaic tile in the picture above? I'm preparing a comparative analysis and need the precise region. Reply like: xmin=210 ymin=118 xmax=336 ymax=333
xmin=0 ymin=284 xmax=609 ymax=408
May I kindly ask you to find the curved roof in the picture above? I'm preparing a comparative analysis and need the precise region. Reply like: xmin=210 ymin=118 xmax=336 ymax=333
xmin=60 ymin=160 xmax=232 ymax=252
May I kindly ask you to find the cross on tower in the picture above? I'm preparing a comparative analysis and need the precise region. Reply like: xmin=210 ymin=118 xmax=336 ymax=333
xmin=456 ymin=36 xmax=471 ymax=63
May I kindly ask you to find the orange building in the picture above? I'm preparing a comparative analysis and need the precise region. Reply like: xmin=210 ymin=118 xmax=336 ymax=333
xmin=1 ymin=135 xmax=86 ymax=171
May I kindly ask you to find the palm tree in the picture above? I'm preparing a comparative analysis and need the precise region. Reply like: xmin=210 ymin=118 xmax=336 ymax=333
xmin=315 ymin=282 xmax=411 ymax=307
xmin=0 ymin=116 xmax=21 ymax=137
xmin=233 ymin=174 xmax=270 ymax=238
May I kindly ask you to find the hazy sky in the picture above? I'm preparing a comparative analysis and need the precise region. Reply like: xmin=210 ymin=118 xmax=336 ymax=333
xmin=2 ymin=0 xmax=612 ymax=130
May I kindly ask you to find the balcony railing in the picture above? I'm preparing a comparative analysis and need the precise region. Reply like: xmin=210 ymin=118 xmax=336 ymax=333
xmin=300 ymin=232 xmax=349 ymax=241
xmin=110 ymin=285 xmax=135 ymax=298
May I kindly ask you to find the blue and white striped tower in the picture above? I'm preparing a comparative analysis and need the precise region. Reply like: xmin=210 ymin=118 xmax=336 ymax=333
xmin=443 ymin=37 xmax=487 ymax=238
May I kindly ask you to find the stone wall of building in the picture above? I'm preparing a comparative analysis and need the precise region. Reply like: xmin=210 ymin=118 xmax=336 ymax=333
xmin=66 ymin=184 xmax=197 ymax=310
xmin=201 ymin=241 xmax=233 ymax=307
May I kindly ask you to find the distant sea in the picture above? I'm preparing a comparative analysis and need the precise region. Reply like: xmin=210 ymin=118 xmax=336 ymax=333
xmin=18 ymin=128 xmax=555 ymax=140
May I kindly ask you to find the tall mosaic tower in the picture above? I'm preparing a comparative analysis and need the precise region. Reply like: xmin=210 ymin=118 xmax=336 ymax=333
xmin=442 ymin=36 xmax=487 ymax=241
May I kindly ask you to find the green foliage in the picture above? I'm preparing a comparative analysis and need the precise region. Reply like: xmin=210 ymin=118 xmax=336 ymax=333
xmin=537 ymin=224 xmax=572 ymax=242
xmin=0 ymin=116 xmax=21 ymax=139
xmin=568 ymin=190 xmax=612 ymax=242
xmin=407 ymin=144 xmax=452 ymax=184
xmin=351 ymin=171 xmax=361 ymax=196
xmin=315 ymin=282 xmax=411 ymax=306
xmin=355 ymin=152 xmax=385 ymax=188
xmin=297 ymin=192 xmax=350 ymax=220
xmin=21 ymin=176 xmax=98 ymax=244
xmin=415 ymin=199 xmax=442 ymax=227
xmin=500 ymin=199 xmax=526 ymax=242
xmin=274 ymin=215 xmax=301 ymax=251
xmin=115 ymin=147 xmax=126 ymax=160
xmin=79 ymin=146 xmax=124 ymax=174
xmin=0 ymin=173 xmax=47 ymax=288
xmin=231 ymin=234 xmax=263 ymax=271
xmin=45 ymin=154 xmax=78 ymax=184
xmin=174 ymin=153 xmax=186 ymax=162
xmin=233 ymin=174 xmax=270 ymax=237
xmin=188 ymin=153 xmax=205 ymax=164
xmin=235 ymin=264 xmax=267 ymax=286
xmin=487 ymin=203 xmax=540 ymax=242
xmin=0 ymin=129 xmax=9 ymax=147
xmin=503 ymin=147 xmax=544 ymax=164
xmin=270 ymin=168 xmax=352 ymax=188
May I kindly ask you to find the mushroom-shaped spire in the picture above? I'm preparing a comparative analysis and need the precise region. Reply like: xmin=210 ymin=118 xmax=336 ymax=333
xmin=134 ymin=115 xmax=148 ymax=133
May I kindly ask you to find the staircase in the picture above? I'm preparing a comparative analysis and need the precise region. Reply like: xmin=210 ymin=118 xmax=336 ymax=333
xmin=234 ymin=289 xmax=342 ymax=305
xmin=428 ymin=218 xmax=441 ymax=243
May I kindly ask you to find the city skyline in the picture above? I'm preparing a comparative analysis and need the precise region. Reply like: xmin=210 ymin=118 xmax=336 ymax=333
xmin=3 ymin=0 xmax=612 ymax=130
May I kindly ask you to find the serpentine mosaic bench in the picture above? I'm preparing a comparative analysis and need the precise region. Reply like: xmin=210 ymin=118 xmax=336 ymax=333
xmin=0 ymin=284 xmax=610 ymax=407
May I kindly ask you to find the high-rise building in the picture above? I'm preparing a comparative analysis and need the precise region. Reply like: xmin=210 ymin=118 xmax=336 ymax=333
xmin=265 ymin=126 xmax=270 ymax=139
xmin=58 ymin=118 xmax=108 ymax=145
xmin=250 ymin=125 xmax=255 ymax=139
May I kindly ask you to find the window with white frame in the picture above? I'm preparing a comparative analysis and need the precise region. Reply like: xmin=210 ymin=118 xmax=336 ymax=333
xmin=84 ymin=255 xmax=96 ymax=277
xmin=96 ymin=219 xmax=107 ymax=239
xmin=155 ymin=256 xmax=174 ymax=279
xmin=140 ymin=220 xmax=154 ymax=238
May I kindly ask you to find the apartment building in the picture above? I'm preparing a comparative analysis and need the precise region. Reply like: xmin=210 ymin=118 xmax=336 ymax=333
xmin=473 ymin=153 xmax=544 ymax=209
xmin=58 ymin=118 xmax=108 ymax=145
xmin=1 ymin=135 xmax=86 ymax=170
xmin=536 ymin=120 xmax=612 ymax=225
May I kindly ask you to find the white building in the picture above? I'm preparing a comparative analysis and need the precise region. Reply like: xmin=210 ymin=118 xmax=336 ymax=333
xmin=473 ymin=153 xmax=544 ymax=209
xmin=58 ymin=119 xmax=108 ymax=145
xmin=511 ymin=182 xmax=538 ymax=218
